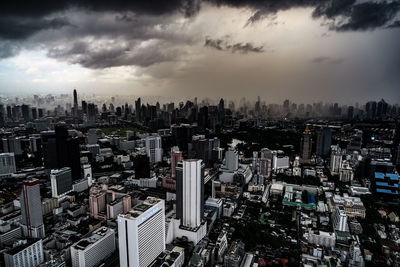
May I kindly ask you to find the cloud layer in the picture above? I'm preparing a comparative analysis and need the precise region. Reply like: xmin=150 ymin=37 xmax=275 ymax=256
xmin=0 ymin=0 xmax=399 ymax=103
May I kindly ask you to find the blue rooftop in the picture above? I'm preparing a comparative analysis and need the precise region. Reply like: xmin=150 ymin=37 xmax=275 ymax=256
xmin=374 ymin=172 xmax=399 ymax=181
xmin=376 ymin=182 xmax=399 ymax=188
xmin=387 ymin=173 xmax=399 ymax=181
xmin=376 ymin=188 xmax=399 ymax=195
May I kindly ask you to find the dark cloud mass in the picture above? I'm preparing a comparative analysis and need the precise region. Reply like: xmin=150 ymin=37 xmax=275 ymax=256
xmin=311 ymin=56 xmax=344 ymax=64
xmin=0 ymin=0 xmax=399 ymax=69
xmin=205 ymin=37 xmax=264 ymax=53
xmin=0 ymin=16 xmax=69 ymax=40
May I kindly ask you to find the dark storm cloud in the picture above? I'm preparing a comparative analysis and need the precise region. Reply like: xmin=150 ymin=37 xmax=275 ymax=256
xmin=336 ymin=1 xmax=400 ymax=31
xmin=0 ymin=16 xmax=69 ymax=40
xmin=0 ymin=0 xmax=201 ymax=17
xmin=47 ymin=39 xmax=183 ymax=69
xmin=387 ymin=20 xmax=400 ymax=28
xmin=0 ymin=0 xmax=399 ymax=70
xmin=0 ymin=0 xmax=201 ymax=40
xmin=205 ymin=37 xmax=264 ymax=53
xmin=210 ymin=0 xmax=400 ymax=30
xmin=311 ymin=56 xmax=344 ymax=64
xmin=0 ymin=41 xmax=20 ymax=59
xmin=313 ymin=0 xmax=400 ymax=31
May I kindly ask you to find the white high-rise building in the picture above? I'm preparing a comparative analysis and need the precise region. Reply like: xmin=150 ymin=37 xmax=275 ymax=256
xmin=176 ymin=159 xmax=204 ymax=228
xmin=0 ymin=152 xmax=16 ymax=178
xmin=71 ymin=227 xmax=115 ymax=267
xmin=118 ymin=197 xmax=165 ymax=267
xmin=330 ymin=146 xmax=343 ymax=175
xmin=224 ymin=148 xmax=238 ymax=172
xmin=332 ymin=206 xmax=349 ymax=232
xmin=144 ymin=136 xmax=163 ymax=164
xmin=339 ymin=161 xmax=354 ymax=182
xmin=4 ymin=239 xmax=44 ymax=267
xmin=83 ymin=164 xmax=93 ymax=186
xmin=50 ymin=167 xmax=73 ymax=198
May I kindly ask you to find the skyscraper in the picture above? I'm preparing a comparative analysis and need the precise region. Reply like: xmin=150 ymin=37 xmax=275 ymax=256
xmin=171 ymin=147 xmax=183 ymax=178
xmin=71 ymin=227 xmax=115 ymax=267
xmin=224 ymin=147 xmax=239 ymax=172
xmin=316 ymin=126 xmax=332 ymax=157
xmin=20 ymin=178 xmax=45 ymax=238
xmin=73 ymin=89 xmax=78 ymax=117
xmin=50 ymin=167 xmax=73 ymax=198
xmin=135 ymin=97 xmax=141 ymax=122
xmin=0 ymin=153 xmax=16 ymax=179
xmin=300 ymin=125 xmax=312 ymax=160
xmin=42 ymin=125 xmax=81 ymax=180
xmin=176 ymin=159 xmax=204 ymax=228
xmin=118 ymin=197 xmax=165 ymax=267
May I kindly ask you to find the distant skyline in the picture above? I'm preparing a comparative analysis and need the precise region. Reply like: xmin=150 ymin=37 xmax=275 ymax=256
xmin=0 ymin=1 xmax=400 ymax=103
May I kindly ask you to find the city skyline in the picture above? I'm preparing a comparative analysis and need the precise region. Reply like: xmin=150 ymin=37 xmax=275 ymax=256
xmin=0 ymin=1 xmax=400 ymax=103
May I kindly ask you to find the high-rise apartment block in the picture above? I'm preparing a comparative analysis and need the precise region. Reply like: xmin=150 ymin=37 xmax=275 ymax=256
xmin=118 ymin=197 xmax=165 ymax=267
xmin=20 ymin=179 xmax=45 ymax=238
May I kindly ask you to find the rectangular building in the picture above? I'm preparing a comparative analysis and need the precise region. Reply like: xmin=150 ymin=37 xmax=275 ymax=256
xmin=71 ymin=227 xmax=115 ymax=267
xmin=118 ymin=197 xmax=165 ymax=267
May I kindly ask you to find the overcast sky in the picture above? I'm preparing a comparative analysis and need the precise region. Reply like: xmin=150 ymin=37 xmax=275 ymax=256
xmin=0 ymin=0 xmax=399 ymax=104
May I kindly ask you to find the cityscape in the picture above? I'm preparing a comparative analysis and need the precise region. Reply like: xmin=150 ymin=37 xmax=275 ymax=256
xmin=1 ymin=1 xmax=400 ymax=267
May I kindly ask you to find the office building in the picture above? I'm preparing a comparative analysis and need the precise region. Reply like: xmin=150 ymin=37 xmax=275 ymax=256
xmin=42 ymin=125 xmax=81 ymax=180
xmin=144 ymin=136 xmax=163 ymax=164
xmin=89 ymin=188 xmax=107 ymax=220
xmin=20 ymin=179 xmax=45 ymax=238
xmin=332 ymin=206 xmax=349 ymax=232
xmin=258 ymin=158 xmax=271 ymax=178
xmin=316 ymin=126 xmax=332 ymax=156
xmin=224 ymin=148 xmax=238 ymax=172
xmin=118 ymin=197 xmax=165 ymax=267
xmin=330 ymin=146 xmax=343 ymax=175
xmin=4 ymin=239 xmax=44 ymax=267
xmin=300 ymin=125 xmax=312 ymax=160
xmin=83 ymin=164 xmax=93 ymax=187
xmin=339 ymin=161 xmax=354 ymax=182
xmin=51 ymin=167 xmax=73 ymax=198
xmin=176 ymin=159 xmax=204 ymax=228
xmin=71 ymin=227 xmax=115 ymax=267
xmin=171 ymin=147 xmax=183 ymax=178
xmin=0 ymin=153 xmax=16 ymax=178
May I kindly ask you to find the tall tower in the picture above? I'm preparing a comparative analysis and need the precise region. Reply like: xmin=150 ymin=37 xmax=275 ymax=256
xmin=21 ymin=179 xmax=45 ymax=238
xmin=171 ymin=146 xmax=183 ymax=178
xmin=118 ymin=197 xmax=165 ymax=267
xmin=300 ymin=125 xmax=312 ymax=160
xmin=176 ymin=159 xmax=204 ymax=228
xmin=135 ymin=97 xmax=141 ymax=122
xmin=73 ymin=89 xmax=78 ymax=118
xmin=316 ymin=126 xmax=332 ymax=157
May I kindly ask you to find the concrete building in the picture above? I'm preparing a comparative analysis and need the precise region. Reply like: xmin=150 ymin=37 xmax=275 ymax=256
xmin=20 ymin=179 xmax=45 ymax=238
xmin=224 ymin=148 xmax=239 ymax=172
xmin=330 ymin=146 xmax=343 ymax=175
xmin=171 ymin=147 xmax=183 ymax=178
xmin=71 ymin=227 xmax=116 ymax=267
xmin=339 ymin=161 xmax=354 ymax=182
xmin=332 ymin=206 xmax=349 ymax=232
xmin=0 ymin=153 xmax=16 ymax=178
xmin=4 ymin=239 xmax=44 ymax=267
xmin=145 ymin=136 xmax=163 ymax=164
xmin=118 ymin=197 xmax=165 ymax=267
xmin=50 ymin=167 xmax=73 ymax=198
xmin=307 ymin=231 xmax=336 ymax=248
xmin=300 ymin=125 xmax=312 ymax=160
xmin=176 ymin=159 xmax=204 ymax=228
